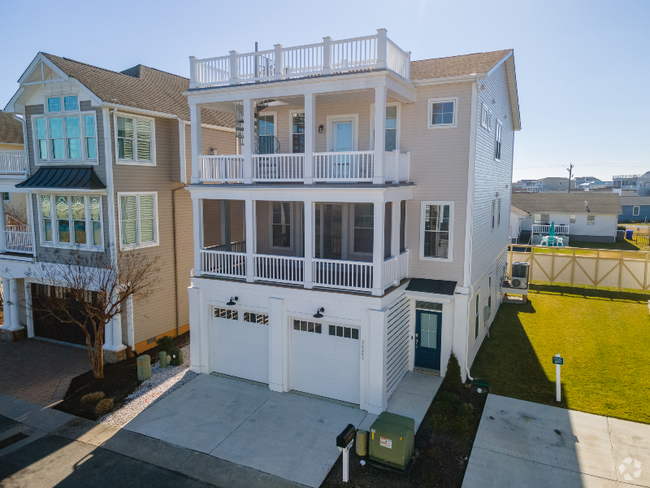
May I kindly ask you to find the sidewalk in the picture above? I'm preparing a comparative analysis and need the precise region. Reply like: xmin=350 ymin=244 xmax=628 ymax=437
xmin=0 ymin=393 xmax=302 ymax=488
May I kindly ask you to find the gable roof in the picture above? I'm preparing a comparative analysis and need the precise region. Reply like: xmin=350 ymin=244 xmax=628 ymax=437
xmin=0 ymin=112 xmax=23 ymax=145
xmin=620 ymin=195 xmax=650 ymax=206
xmin=39 ymin=53 xmax=234 ymax=127
xmin=410 ymin=50 xmax=512 ymax=80
xmin=511 ymin=192 xmax=622 ymax=215
xmin=510 ymin=205 xmax=529 ymax=217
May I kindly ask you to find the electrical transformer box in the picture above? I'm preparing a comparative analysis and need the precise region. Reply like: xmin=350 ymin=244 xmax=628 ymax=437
xmin=368 ymin=412 xmax=414 ymax=470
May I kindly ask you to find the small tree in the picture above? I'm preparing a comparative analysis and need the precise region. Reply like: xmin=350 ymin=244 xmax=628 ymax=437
xmin=26 ymin=247 xmax=161 ymax=379
xmin=441 ymin=352 xmax=463 ymax=393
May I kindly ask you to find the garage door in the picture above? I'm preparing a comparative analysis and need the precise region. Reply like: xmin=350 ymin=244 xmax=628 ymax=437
xmin=291 ymin=319 xmax=360 ymax=404
xmin=213 ymin=308 xmax=269 ymax=384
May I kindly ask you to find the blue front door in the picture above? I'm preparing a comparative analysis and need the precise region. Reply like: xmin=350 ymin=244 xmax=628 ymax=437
xmin=415 ymin=310 xmax=442 ymax=370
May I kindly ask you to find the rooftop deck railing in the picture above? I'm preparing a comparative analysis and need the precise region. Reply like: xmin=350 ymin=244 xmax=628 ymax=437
xmin=0 ymin=151 xmax=27 ymax=176
xmin=189 ymin=29 xmax=411 ymax=89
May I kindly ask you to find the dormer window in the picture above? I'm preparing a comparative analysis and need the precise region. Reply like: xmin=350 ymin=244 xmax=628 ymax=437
xmin=47 ymin=95 xmax=78 ymax=113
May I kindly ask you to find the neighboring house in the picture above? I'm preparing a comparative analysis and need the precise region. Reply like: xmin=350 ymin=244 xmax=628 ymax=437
xmin=619 ymin=194 xmax=650 ymax=222
xmin=0 ymin=112 xmax=24 ymax=151
xmin=184 ymin=29 xmax=521 ymax=414
xmin=0 ymin=53 xmax=235 ymax=361
xmin=0 ymin=112 xmax=28 ymax=225
xmin=512 ymin=179 xmax=543 ymax=193
xmin=509 ymin=205 xmax=528 ymax=243
xmin=538 ymin=176 xmax=569 ymax=192
xmin=511 ymin=192 xmax=622 ymax=243
xmin=613 ymin=174 xmax=642 ymax=191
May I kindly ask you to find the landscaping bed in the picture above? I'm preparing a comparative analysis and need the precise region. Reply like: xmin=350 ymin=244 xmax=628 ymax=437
xmin=54 ymin=332 xmax=189 ymax=421
xmin=322 ymin=382 xmax=487 ymax=488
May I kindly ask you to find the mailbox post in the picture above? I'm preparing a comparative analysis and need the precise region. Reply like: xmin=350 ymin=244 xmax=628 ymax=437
xmin=336 ymin=424 xmax=356 ymax=483
xmin=553 ymin=354 xmax=564 ymax=402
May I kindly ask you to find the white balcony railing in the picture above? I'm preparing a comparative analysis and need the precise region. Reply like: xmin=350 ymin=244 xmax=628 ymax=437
xmin=190 ymin=29 xmax=411 ymax=89
xmin=255 ymin=254 xmax=305 ymax=284
xmin=532 ymin=224 xmax=570 ymax=235
xmin=201 ymin=155 xmax=244 ymax=182
xmin=313 ymin=151 xmax=374 ymax=182
xmin=382 ymin=249 xmax=409 ymax=288
xmin=5 ymin=227 xmax=33 ymax=254
xmin=253 ymin=154 xmax=304 ymax=181
xmin=384 ymin=150 xmax=411 ymax=183
xmin=201 ymin=250 xmax=246 ymax=278
xmin=313 ymin=258 xmax=374 ymax=292
xmin=0 ymin=151 xmax=27 ymax=175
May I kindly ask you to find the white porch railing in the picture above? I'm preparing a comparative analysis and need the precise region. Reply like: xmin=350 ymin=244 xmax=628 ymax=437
xmin=206 ymin=240 xmax=246 ymax=253
xmin=0 ymin=151 xmax=27 ymax=175
xmin=382 ymin=249 xmax=409 ymax=288
xmin=200 ymin=250 xmax=246 ymax=278
xmin=532 ymin=224 xmax=570 ymax=234
xmin=253 ymin=154 xmax=304 ymax=181
xmin=200 ymin=155 xmax=244 ymax=182
xmin=190 ymin=29 xmax=411 ymax=88
xmin=384 ymin=150 xmax=410 ymax=183
xmin=313 ymin=151 xmax=374 ymax=182
xmin=255 ymin=254 xmax=305 ymax=284
xmin=5 ymin=229 xmax=33 ymax=253
xmin=313 ymin=258 xmax=373 ymax=291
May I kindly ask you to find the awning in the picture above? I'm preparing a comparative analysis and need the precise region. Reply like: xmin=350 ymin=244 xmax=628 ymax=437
xmin=16 ymin=166 xmax=106 ymax=190
xmin=406 ymin=278 xmax=457 ymax=296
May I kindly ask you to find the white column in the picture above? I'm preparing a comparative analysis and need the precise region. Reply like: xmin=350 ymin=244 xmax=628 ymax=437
xmin=391 ymin=200 xmax=401 ymax=286
xmin=372 ymin=202 xmax=385 ymax=296
xmin=268 ymin=297 xmax=285 ymax=392
xmin=0 ymin=198 xmax=5 ymax=253
xmin=376 ymin=28 xmax=388 ymax=70
xmin=190 ymin=103 xmax=202 ymax=184
xmin=322 ymin=37 xmax=333 ymax=75
xmin=373 ymin=87 xmax=387 ymax=184
xmin=9 ymin=278 xmax=20 ymax=330
xmin=274 ymin=45 xmax=284 ymax=80
xmin=229 ymin=51 xmax=240 ymax=84
xmin=366 ymin=308 xmax=388 ymax=414
xmin=242 ymin=99 xmax=255 ymax=184
xmin=193 ymin=197 xmax=203 ymax=277
xmin=304 ymin=94 xmax=315 ymax=184
xmin=304 ymin=200 xmax=313 ymax=289
xmin=112 ymin=312 xmax=124 ymax=350
xmin=189 ymin=56 xmax=197 ymax=88
xmin=24 ymin=279 xmax=33 ymax=337
xmin=103 ymin=308 xmax=113 ymax=349
xmin=1 ymin=277 xmax=11 ymax=328
xmin=245 ymin=199 xmax=255 ymax=282
xmin=453 ymin=287 xmax=470 ymax=382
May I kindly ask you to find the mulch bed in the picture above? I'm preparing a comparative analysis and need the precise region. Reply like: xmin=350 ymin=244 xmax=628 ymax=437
xmin=54 ymin=332 xmax=189 ymax=421
xmin=322 ymin=383 xmax=487 ymax=488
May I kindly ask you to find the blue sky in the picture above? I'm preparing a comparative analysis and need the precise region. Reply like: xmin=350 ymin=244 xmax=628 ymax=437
xmin=1 ymin=0 xmax=648 ymax=182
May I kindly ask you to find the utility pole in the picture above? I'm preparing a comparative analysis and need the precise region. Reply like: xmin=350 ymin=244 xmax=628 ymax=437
xmin=567 ymin=163 xmax=574 ymax=193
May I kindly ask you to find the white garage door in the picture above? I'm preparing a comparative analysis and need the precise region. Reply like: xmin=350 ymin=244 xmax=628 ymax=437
xmin=291 ymin=319 xmax=360 ymax=404
xmin=213 ymin=308 xmax=269 ymax=384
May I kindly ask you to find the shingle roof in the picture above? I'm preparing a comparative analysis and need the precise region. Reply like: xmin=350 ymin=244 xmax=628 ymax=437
xmin=511 ymin=205 xmax=529 ymax=216
xmin=511 ymin=193 xmax=622 ymax=214
xmin=42 ymin=53 xmax=234 ymax=128
xmin=620 ymin=195 xmax=650 ymax=206
xmin=410 ymin=50 xmax=512 ymax=80
xmin=0 ymin=112 xmax=23 ymax=145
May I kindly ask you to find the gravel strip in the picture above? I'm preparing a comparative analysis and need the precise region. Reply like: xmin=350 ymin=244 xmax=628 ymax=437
xmin=101 ymin=344 xmax=198 ymax=427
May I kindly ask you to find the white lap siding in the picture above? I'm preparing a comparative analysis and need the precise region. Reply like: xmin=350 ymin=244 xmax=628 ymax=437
xmin=385 ymin=294 xmax=410 ymax=398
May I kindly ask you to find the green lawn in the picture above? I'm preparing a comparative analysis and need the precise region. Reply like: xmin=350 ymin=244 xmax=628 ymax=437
xmin=471 ymin=285 xmax=650 ymax=423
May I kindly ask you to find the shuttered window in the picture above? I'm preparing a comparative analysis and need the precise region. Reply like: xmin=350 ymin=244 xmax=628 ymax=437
xmin=119 ymin=193 xmax=158 ymax=248
xmin=116 ymin=114 xmax=155 ymax=164
xmin=38 ymin=194 xmax=102 ymax=248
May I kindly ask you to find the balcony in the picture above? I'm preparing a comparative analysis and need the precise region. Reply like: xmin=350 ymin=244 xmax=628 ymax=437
xmin=189 ymin=29 xmax=411 ymax=89
xmin=199 ymin=150 xmax=410 ymax=185
xmin=5 ymin=225 xmax=33 ymax=254
xmin=0 ymin=151 xmax=27 ymax=178
xmin=532 ymin=224 xmax=570 ymax=235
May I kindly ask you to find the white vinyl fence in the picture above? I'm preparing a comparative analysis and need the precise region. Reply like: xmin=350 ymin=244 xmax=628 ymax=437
xmin=508 ymin=245 xmax=650 ymax=293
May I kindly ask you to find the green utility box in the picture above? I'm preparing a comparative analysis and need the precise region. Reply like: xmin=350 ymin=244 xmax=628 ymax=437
xmin=159 ymin=351 xmax=167 ymax=368
xmin=369 ymin=412 xmax=415 ymax=470
xmin=137 ymin=355 xmax=151 ymax=381
xmin=170 ymin=349 xmax=183 ymax=366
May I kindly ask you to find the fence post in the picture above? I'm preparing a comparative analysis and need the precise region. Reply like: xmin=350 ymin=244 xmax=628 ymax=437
xmin=644 ymin=252 xmax=649 ymax=294
xmin=618 ymin=251 xmax=623 ymax=291
xmin=550 ymin=248 xmax=555 ymax=285
xmin=189 ymin=56 xmax=197 ymax=88
xmin=323 ymin=37 xmax=332 ymax=74
xmin=274 ymin=44 xmax=284 ymax=80
xmin=229 ymin=51 xmax=239 ymax=84
xmin=570 ymin=249 xmax=576 ymax=286
xmin=376 ymin=28 xmax=388 ymax=69
xmin=594 ymin=250 xmax=600 ymax=289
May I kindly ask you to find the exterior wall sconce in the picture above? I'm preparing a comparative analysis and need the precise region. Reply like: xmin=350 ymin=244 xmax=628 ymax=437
xmin=227 ymin=296 xmax=238 ymax=306
xmin=313 ymin=307 xmax=324 ymax=318
xmin=318 ymin=125 xmax=324 ymax=133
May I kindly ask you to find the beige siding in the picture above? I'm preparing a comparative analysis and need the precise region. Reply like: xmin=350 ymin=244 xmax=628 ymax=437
xmin=255 ymin=201 xmax=303 ymax=256
xmin=174 ymin=188 xmax=193 ymax=329
xmin=402 ymin=82 xmax=473 ymax=284
xmin=0 ymin=144 xmax=23 ymax=150
xmin=471 ymin=62 xmax=515 ymax=284
xmin=184 ymin=124 xmax=237 ymax=182
xmin=203 ymin=199 xmax=223 ymax=247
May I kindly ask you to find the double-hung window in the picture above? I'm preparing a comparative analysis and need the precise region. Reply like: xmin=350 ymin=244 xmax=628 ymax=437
xmin=33 ymin=95 xmax=97 ymax=163
xmin=427 ymin=97 xmax=457 ymax=129
xmin=39 ymin=194 xmax=103 ymax=249
xmin=119 ymin=193 xmax=158 ymax=249
xmin=633 ymin=206 xmax=640 ymax=217
xmin=271 ymin=202 xmax=291 ymax=248
xmin=421 ymin=202 xmax=452 ymax=260
xmin=495 ymin=121 xmax=503 ymax=161
xmin=570 ymin=214 xmax=576 ymax=223
xmin=587 ymin=215 xmax=595 ymax=225
xmin=291 ymin=112 xmax=305 ymax=153
xmin=353 ymin=203 xmax=374 ymax=254
xmin=116 ymin=114 xmax=155 ymax=165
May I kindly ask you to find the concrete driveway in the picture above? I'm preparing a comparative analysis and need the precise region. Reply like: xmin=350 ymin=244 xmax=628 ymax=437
xmin=463 ymin=395 xmax=650 ymax=487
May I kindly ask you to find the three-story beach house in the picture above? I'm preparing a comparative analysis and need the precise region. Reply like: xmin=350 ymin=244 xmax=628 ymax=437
xmin=1 ymin=53 xmax=234 ymax=361
xmin=185 ymin=29 xmax=521 ymax=413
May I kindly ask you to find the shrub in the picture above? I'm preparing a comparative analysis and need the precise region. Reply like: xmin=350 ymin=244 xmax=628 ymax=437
xmin=95 ymin=398 xmax=114 ymax=415
xmin=451 ymin=416 xmax=470 ymax=435
xmin=156 ymin=335 xmax=175 ymax=355
xmin=436 ymin=391 xmax=459 ymax=405
xmin=435 ymin=400 xmax=453 ymax=416
xmin=81 ymin=392 xmax=105 ymax=404
xmin=430 ymin=410 xmax=449 ymax=434
xmin=458 ymin=403 xmax=474 ymax=421
xmin=440 ymin=352 xmax=463 ymax=393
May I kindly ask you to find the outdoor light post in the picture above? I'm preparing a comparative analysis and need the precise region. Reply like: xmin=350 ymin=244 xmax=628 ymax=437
xmin=553 ymin=354 xmax=564 ymax=402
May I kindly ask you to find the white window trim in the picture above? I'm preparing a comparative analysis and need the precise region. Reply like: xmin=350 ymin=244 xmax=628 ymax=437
xmin=351 ymin=202 xmax=374 ymax=256
xmin=369 ymin=102 xmax=401 ymax=152
xmin=36 ymin=192 xmax=104 ymax=251
xmin=289 ymin=110 xmax=305 ymax=154
xmin=117 ymin=192 xmax=160 ymax=250
xmin=481 ymin=103 xmax=489 ymax=129
xmin=325 ymin=114 xmax=359 ymax=152
xmin=419 ymin=201 xmax=453 ymax=262
xmin=45 ymin=94 xmax=79 ymax=114
xmin=114 ymin=112 xmax=156 ymax=166
xmin=587 ymin=215 xmax=596 ymax=225
xmin=269 ymin=202 xmax=294 ymax=250
xmin=633 ymin=206 xmax=640 ymax=217
xmin=570 ymin=214 xmax=576 ymax=223
xmin=495 ymin=120 xmax=503 ymax=162
xmin=427 ymin=97 xmax=458 ymax=130
xmin=32 ymin=109 xmax=98 ymax=165
xmin=3 ymin=193 xmax=10 ymax=203
xmin=257 ymin=111 xmax=277 ymax=154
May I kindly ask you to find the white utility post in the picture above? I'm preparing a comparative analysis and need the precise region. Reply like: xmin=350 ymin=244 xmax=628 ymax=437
xmin=373 ymin=86 xmax=387 ymax=184
xmin=553 ymin=353 xmax=564 ymax=402
xmin=304 ymin=94 xmax=315 ymax=184
xmin=340 ymin=441 xmax=353 ymax=483
xmin=242 ymin=99 xmax=255 ymax=184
